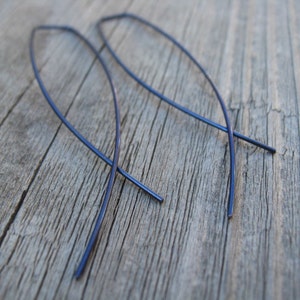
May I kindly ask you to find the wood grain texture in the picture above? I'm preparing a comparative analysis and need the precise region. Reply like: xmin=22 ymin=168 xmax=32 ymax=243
xmin=0 ymin=0 xmax=299 ymax=299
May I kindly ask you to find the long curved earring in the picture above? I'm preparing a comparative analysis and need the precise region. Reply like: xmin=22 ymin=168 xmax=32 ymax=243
xmin=97 ymin=13 xmax=276 ymax=217
xmin=30 ymin=25 xmax=157 ymax=279
xmin=97 ymin=13 xmax=239 ymax=217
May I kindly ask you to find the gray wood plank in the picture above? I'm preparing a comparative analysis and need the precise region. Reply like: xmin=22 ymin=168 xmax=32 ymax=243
xmin=0 ymin=0 xmax=299 ymax=299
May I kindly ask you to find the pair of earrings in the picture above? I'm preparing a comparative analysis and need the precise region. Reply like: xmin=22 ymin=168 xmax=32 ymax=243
xmin=30 ymin=13 xmax=275 ymax=279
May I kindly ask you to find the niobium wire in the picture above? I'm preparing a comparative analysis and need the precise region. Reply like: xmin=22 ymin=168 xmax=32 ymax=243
xmin=97 ymin=13 xmax=237 ymax=216
xmin=30 ymin=25 xmax=148 ymax=279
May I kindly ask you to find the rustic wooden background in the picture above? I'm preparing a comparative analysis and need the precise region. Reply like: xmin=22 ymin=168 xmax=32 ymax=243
xmin=1 ymin=0 xmax=299 ymax=299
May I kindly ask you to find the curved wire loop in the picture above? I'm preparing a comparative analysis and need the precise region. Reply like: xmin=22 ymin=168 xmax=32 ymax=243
xmin=30 ymin=26 xmax=163 ymax=203
xmin=97 ymin=13 xmax=242 ymax=217
xmin=30 ymin=25 xmax=158 ymax=279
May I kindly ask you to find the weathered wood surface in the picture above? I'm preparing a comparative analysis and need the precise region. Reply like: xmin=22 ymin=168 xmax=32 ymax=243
xmin=0 ymin=0 xmax=299 ymax=299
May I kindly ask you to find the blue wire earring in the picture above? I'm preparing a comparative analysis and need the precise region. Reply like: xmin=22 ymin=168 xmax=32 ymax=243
xmin=97 ymin=12 xmax=276 ymax=217
xmin=30 ymin=25 xmax=161 ymax=279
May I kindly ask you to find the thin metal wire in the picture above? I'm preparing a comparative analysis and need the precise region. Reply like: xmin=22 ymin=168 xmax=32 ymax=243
xmin=97 ymin=13 xmax=276 ymax=154
xmin=30 ymin=25 xmax=157 ymax=280
xmin=97 ymin=13 xmax=240 ymax=217
xmin=30 ymin=25 xmax=163 ymax=203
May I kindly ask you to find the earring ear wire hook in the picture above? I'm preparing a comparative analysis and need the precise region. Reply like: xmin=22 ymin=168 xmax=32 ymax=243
xmin=30 ymin=25 xmax=159 ymax=279
xmin=97 ymin=13 xmax=240 ymax=217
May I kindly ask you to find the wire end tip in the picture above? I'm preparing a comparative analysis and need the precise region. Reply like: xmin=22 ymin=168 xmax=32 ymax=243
xmin=74 ymin=274 xmax=81 ymax=280
xmin=227 ymin=208 xmax=233 ymax=218
xmin=74 ymin=268 xmax=83 ymax=280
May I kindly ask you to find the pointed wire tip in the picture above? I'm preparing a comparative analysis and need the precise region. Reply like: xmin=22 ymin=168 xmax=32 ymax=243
xmin=265 ymin=145 xmax=276 ymax=154
xmin=74 ymin=267 xmax=84 ymax=280
xmin=74 ymin=273 xmax=80 ymax=280
xmin=227 ymin=202 xmax=234 ymax=218
xmin=156 ymin=196 xmax=164 ymax=203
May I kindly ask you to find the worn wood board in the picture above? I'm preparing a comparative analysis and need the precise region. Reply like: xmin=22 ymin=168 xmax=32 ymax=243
xmin=0 ymin=0 xmax=299 ymax=299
